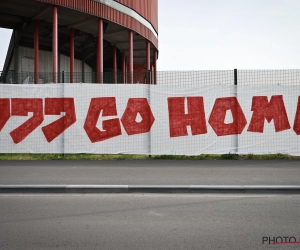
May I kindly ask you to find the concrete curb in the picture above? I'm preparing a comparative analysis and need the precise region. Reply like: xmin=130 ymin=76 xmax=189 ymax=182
xmin=1 ymin=185 xmax=300 ymax=194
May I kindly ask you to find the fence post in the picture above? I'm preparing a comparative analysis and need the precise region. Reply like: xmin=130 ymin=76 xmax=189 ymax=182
xmin=234 ymin=68 xmax=238 ymax=156
xmin=234 ymin=69 xmax=237 ymax=86
xmin=147 ymin=70 xmax=151 ymax=84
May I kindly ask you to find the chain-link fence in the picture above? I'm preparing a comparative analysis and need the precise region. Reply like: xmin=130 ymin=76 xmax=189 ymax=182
xmin=0 ymin=69 xmax=300 ymax=155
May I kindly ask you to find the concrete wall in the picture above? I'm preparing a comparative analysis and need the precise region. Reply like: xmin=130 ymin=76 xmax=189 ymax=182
xmin=15 ymin=46 xmax=92 ymax=83
xmin=18 ymin=46 xmax=92 ymax=72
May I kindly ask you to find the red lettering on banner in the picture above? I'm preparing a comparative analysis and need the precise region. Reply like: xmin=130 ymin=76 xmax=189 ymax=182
xmin=42 ymin=98 xmax=76 ymax=142
xmin=121 ymin=98 xmax=155 ymax=135
xmin=293 ymin=97 xmax=300 ymax=135
xmin=0 ymin=99 xmax=10 ymax=131
xmin=10 ymin=98 xmax=44 ymax=144
xmin=209 ymin=97 xmax=247 ymax=136
xmin=84 ymin=97 xmax=121 ymax=142
xmin=168 ymin=97 xmax=207 ymax=137
xmin=247 ymin=95 xmax=291 ymax=133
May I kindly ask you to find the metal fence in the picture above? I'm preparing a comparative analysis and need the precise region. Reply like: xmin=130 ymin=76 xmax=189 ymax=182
xmin=1 ymin=69 xmax=300 ymax=86
xmin=1 ymin=69 xmax=300 ymax=155
xmin=0 ymin=70 xmax=153 ymax=85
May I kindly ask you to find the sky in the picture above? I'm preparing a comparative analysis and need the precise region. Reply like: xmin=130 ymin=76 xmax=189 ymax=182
xmin=1 ymin=0 xmax=300 ymax=71
xmin=0 ymin=28 xmax=12 ymax=71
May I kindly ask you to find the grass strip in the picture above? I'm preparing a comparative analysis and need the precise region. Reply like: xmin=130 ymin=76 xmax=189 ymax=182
xmin=0 ymin=153 xmax=299 ymax=160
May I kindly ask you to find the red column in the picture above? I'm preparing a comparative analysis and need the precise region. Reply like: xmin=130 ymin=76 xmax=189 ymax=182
xmin=128 ymin=30 xmax=133 ymax=83
xmin=153 ymin=50 xmax=157 ymax=85
xmin=113 ymin=45 xmax=117 ymax=84
xmin=122 ymin=52 xmax=126 ymax=83
xmin=151 ymin=65 xmax=154 ymax=85
xmin=52 ymin=5 xmax=58 ymax=83
xmin=34 ymin=19 xmax=39 ymax=84
xmin=97 ymin=19 xmax=103 ymax=83
xmin=125 ymin=58 xmax=127 ymax=84
xmin=146 ymin=41 xmax=150 ymax=84
xmin=70 ymin=28 xmax=74 ymax=83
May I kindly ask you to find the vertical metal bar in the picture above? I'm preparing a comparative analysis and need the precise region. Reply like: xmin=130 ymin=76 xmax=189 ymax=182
xmin=34 ymin=19 xmax=39 ymax=84
xmin=97 ymin=18 xmax=103 ymax=83
xmin=122 ymin=52 xmax=126 ymax=83
xmin=146 ymin=41 xmax=150 ymax=84
xmin=70 ymin=28 xmax=74 ymax=83
xmin=13 ymin=30 xmax=19 ymax=83
xmin=234 ymin=68 xmax=238 ymax=154
xmin=52 ymin=5 xmax=58 ymax=83
xmin=81 ymin=59 xmax=85 ymax=83
xmin=234 ymin=68 xmax=237 ymax=85
xmin=62 ymin=70 xmax=64 ymax=83
xmin=125 ymin=58 xmax=127 ymax=84
xmin=153 ymin=50 xmax=157 ymax=85
xmin=113 ymin=44 xmax=117 ymax=84
xmin=13 ymin=30 xmax=16 ymax=84
xmin=58 ymin=53 xmax=61 ymax=83
xmin=128 ymin=30 xmax=133 ymax=83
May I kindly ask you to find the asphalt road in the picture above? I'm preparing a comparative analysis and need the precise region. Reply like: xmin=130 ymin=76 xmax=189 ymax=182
xmin=1 ymin=194 xmax=300 ymax=250
xmin=0 ymin=160 xmax=300 ymax=185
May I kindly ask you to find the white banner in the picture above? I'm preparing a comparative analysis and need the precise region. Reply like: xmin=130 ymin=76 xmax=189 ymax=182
xmin=0 ymin=84 xmax=299 ymax=155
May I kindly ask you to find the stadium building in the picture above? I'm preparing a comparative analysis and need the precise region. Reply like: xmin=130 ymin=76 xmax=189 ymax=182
xmin=0 ymin=0 xmax=158 ymax=84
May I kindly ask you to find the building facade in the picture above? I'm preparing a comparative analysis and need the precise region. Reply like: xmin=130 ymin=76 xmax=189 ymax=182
xmin=0 ymin=0 xmax=158 ymax=84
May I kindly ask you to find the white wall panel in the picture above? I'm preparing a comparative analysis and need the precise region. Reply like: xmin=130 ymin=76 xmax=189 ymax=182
xmin=0 ymin=84 xmax=299 ymax=155
xmin=17 ymin=46 xmax=92 ymax=75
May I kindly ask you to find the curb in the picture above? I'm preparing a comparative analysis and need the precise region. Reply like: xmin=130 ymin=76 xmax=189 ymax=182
xmin=1 ymin=185 xmax=300 ymax=194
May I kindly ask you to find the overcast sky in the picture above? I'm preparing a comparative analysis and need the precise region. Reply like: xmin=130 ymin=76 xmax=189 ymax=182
xmin=1 ymin=0 xmax=300 ymax=71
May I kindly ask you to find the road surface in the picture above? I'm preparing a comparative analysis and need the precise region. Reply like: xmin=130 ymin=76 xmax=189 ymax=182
xmin=1 ymin=194 xmax=300 ymax=250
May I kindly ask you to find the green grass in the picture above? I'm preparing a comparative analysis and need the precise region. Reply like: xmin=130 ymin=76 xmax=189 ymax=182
xmin=0 ymin=153 xmax=299 ymax=160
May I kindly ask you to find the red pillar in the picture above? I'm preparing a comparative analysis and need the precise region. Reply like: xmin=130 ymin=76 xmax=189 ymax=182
xmin=70 ymin=28 xmax=74 ymax=83
xmin=146 ymin=41 xmax=150 ymax=84
xmin=122 ymin=52 xmax=126 ymax=83
xmin=97 ymin=18 xmax=103 ymax=83
xmin=52 ymin=5 xmax=58 ymax=83
xmin=153 ymin=50 xmax=157 ymax=85
xmin=34 ymin=19 xmax=39 ymax=84
xmin=151 ymin=65 xmax=154 ymax=84
xmin=128 ymin=30 xmax=133 ymax=83
xmin=113 ymin=45 xmax=117 ymax=84
xmin=125 ymin=58 xmax=128 ymax=84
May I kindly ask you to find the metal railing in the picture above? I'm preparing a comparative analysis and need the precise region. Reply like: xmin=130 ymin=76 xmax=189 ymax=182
xmin=1 ymin=69 xmax=300 ymax=85
xmin=0 ymin=70 xmax=153 ymax=85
